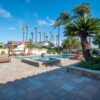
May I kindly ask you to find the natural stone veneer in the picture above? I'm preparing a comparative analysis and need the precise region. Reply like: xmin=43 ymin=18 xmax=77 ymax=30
xmin=67 ymin=65 xmax=100 ymax=80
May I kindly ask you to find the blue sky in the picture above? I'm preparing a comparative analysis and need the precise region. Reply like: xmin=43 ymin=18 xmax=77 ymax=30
xmin=0 ymin=0 xmax=100 ymax=43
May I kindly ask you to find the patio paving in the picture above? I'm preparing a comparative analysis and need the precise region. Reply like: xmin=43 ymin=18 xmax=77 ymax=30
xmin=0 ymin=58 xmax=100 ymax=100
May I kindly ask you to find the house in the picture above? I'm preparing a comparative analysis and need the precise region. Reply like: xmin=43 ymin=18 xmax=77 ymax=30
xmin=34 ymin=41 xmax=50 ymax=47
xmin=7 ymin=41 xmax=47 ymax=55
xmin=0 ymin=42 xmax=5 ymax=48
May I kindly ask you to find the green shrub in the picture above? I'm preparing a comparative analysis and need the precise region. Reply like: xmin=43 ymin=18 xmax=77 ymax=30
xmin=77 ymin=58 xmax=100 ymax=70
xmin=1 ymin=51 xmax=6 ymax=55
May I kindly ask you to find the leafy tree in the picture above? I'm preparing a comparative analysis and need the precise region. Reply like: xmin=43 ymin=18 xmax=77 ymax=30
xmin=93 ymin=33 xmax=100 ymax=48
xmin=62 ymin=37 xmax=81 ymax=49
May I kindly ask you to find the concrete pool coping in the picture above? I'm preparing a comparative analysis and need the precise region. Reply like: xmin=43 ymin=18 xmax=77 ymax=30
xmin=22 ymin=58 xmax=61 ymax=67
xmin=16 ymin=54 xmax=75 ymax=59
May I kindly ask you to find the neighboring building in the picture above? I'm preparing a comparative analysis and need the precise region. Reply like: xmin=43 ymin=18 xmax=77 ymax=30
xmin=34 ymin=41 xmax=50 ymax=47
xmin=7 ymin=41 xmax=47 ymax=55
xmin=0 ymin=42 xmax=5 ymax=48
xmin=0 ymin=42 xmax=8 ymax=55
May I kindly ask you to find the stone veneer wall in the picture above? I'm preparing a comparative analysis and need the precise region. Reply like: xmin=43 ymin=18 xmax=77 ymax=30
xmin=67 ymin=65 xmax=100 ymax=80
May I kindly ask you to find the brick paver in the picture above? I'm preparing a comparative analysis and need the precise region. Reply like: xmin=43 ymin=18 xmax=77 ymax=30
xmin=0 ymin=58 xmax=100 ymax=100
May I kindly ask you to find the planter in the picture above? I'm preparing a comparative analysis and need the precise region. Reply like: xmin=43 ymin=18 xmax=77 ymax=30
xmin=67 ymin=65 xmax=100 ymax=80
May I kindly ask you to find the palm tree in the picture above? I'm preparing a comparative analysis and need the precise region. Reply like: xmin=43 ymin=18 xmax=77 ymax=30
xmin=50 ymin=31 xmax=53 ymax=43
xmin=31 ymin=32 xmax=34 ymax=42
xmin=34 ymin=27 xmax=38 ymax=42
xmin=65 ymin=18 xmax=100 ymax=60
xmin=43 ymin=32 xmax=46 ymax=41
xmin=55 ymin=3 xmax=100 ymax=60
xmin=54 ymin=11 xmax=70 ymax=52
xmin=73 ymin=3 xmax=92 ymax=20
xmin=39 ymin=32 xmax=41 ymax=42
xmin=56 ymin=35 xmax=58 ymax=47
xmin=28 ymin=39 xmax=34 ymax=54
xmin=25 ymin=25 xmax=28 ymax=42
xmin=46 ymin=35 xmax=48 ymax=42
xmin=52 ymin=35 xmax=54 ymax=45
xmin=22 ymin=26 xmax=25 ymax=42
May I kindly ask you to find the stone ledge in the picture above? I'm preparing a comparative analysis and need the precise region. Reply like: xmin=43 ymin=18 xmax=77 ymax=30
xmin=67 ymin=65 xmax=100 ymax=80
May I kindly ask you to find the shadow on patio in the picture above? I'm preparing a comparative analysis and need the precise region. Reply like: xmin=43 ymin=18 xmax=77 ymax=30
xmin=0 ymin=65 xmax=100 ymax=100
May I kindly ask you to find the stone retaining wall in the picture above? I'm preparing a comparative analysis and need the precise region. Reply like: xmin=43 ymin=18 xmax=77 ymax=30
xmin=67 ymin=65 xmax=100 ymax=80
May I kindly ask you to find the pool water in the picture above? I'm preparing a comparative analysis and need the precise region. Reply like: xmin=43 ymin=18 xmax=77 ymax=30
xmin=16 ymin=54 xmax=74 ymax=60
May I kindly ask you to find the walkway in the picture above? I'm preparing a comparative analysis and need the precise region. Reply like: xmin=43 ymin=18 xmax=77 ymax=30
xmin=0 ymin=58 xmax=100 ymax=100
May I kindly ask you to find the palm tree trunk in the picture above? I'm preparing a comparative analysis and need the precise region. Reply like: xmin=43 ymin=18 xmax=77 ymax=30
xmin=80 ymin=34 xmax=92 ymax=60
xmin=35 ymin=27 xmax=37 ymax=42
xmin=99 ymin=44 xmax=100 ymax=49
xmin=23 ymin=27 xmax=25 ymax=42
xmin=26 ymin=26 xmax=28 ymax=42
xmin=58 ymin=27 xmax=60 ymax=52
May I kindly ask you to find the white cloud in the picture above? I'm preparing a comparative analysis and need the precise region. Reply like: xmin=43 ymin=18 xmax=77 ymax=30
xmin=37 ymin=17 xmax=55 ymax=26
xmin=7 ymin=27 xmax=16 ymax=30
xmin=0 ymin=7 xmax=12 ymax=18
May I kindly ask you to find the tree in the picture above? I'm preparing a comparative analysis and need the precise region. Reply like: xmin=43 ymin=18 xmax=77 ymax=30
xmin=54 ymin=11 xmax=71 ymax=52
xmin=65 ymin=18 xmax=100 ymax=60
xmin=55 ymin=3 xmax=100 ymax=60
xmin=39 ymin=32 xmax=41 ymax=42
xmin=73 ymin=3 xmax=92 ymax=20
xmin=31 ymin=32 xmax=34 ymax=42
xmin=34 ymin=27 xmax=38 ymax=42
xmin=62 ymin=37 xmax=81 ymax=49
xmin=43 ymin=32 xmax=46 ymax=41
xmin=93 ymin=33 xmax=100 ymax=48
xmin=28 ymin=39 xmax=35 ymax=54
xmin=25 ymin=25 xmax=28 ymax=42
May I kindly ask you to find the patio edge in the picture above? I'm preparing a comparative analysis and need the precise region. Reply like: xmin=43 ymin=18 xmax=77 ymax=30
xmin=67 ymin=65 xmax=100 ymax=80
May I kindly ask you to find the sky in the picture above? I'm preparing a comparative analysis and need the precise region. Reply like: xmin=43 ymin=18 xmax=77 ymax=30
xmin=0 ymin=0 xmax=100 ymax=44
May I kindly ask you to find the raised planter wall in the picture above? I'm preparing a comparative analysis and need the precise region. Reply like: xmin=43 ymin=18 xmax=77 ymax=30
xmin=67 ymin=65 xmax=100 ymax=80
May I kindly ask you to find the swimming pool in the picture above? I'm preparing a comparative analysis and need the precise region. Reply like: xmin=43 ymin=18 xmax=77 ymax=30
xmin=16 ymin=54 xmax=74 ymax=60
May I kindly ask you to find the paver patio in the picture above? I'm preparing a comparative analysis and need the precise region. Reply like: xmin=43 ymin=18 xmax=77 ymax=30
xmin=0 ymin=58 xmax=100 ymax=100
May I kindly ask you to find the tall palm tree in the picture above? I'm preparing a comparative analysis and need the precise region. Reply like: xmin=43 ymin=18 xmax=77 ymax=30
xmin=52 ymin=35 xmax=54 ymax=45
xmin=50 ymin=31 xmax=53 ymax=43
xmin=25 ymin=25 xmax=28 ymax=42
xmin=34 ymin=27 xmax=38 ymax=42
xmin=55 ymin=3 xmax=100 ymax=60
xmin=56 ymin=35 xmax=58 ymax=47
xmin=65 ymin=18 xmax=100 ymax=60
xmin=22 ymin=26 xmax=25 ymax=42
xmin=31 ymin=32 xmax=34 ymax=42
xmin=73 ymin=3 xmax=92 ymax=20
xmin=54 ymin=11 xmax=70 ymax=51
xmin=46 ymin=35 xmax=48 ymax=42
xmin=43 ymin=32 xmax=46 ymax=41
xmin=39 ymin=32 xmax=41 ymax=42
